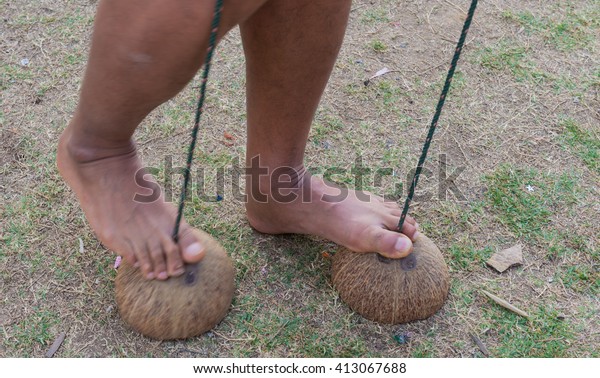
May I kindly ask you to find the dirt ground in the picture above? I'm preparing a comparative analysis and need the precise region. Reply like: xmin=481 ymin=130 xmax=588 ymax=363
xmin=1 ymin=0 xmax=598 ymax=357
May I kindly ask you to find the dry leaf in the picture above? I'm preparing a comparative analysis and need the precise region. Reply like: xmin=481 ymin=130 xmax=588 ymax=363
xmin=469 ymin=332 xmax=490 ymax=356
xmin=487 ymin=244 xmax=523 ymax=273
xmin=223 ymin=131 xmax=234 ymax=140
xmin=45 ymin=331 xmax=66 ymax=358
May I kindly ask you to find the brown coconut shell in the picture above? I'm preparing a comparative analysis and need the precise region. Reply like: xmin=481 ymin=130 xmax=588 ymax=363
xmin=331 ymin=234 xmax=449 ymax=324
xmin=115 ymin=229 xmax=234 ymax=340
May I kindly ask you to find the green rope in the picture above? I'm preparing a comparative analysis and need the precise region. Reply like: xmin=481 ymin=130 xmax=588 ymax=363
xmin=397 ymin=0 xmax=478 ymax=233
xmin=173 ymin=0 xmax=224 ymax=242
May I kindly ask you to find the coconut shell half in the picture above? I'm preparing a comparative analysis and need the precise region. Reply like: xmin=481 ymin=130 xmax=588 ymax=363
xmin=331 ymin=234 xmax=449 ymax=324
xmin=115 ymin=229 xmax=234 ymax=340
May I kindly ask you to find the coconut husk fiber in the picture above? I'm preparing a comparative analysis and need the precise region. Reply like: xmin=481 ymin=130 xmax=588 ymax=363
xmin=331 ymin=234 xmax=450 ymax=324
xmin=115 ymin=229 xmax=234 ymax=340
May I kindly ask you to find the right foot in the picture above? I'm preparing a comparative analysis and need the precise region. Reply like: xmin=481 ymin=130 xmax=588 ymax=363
xmin=57 ymin=126 xmax=205 ymax=280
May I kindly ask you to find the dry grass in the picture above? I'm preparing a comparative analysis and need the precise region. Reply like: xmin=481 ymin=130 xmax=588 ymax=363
xmin=1 ymin=0 xmax=598 ymax=357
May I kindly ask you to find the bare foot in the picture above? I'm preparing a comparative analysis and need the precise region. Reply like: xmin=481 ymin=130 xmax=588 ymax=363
xmin=57 ymin=125 xmax=205 ymax=280
xmin=246 ymin=166 xmax=419 ymax=258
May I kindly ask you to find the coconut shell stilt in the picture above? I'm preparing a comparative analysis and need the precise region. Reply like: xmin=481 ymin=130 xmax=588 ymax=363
xmin=331 ymin=234 xmax=449 ymax=324
xmin=115 ymin=229 xmax=234 ymax=340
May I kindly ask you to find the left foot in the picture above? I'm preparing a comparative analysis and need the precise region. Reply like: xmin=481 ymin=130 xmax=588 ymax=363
xmin=246 ymin=167 xmax=419 ymax=258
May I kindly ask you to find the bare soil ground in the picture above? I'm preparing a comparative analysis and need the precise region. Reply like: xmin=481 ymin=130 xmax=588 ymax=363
xmin=1 ymin=0 xmax=598 ymax=357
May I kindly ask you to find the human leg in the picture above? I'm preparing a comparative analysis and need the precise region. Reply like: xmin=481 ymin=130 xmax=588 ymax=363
xmin=58 ymin=0 xmax=267 ymax=280
xmin=240 ymin=0 xmax=419 ymax=258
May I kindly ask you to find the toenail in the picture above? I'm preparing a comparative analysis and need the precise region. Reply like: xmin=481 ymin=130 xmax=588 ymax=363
xmin=146 ymin=272 xmax=155 ymax=280
xmin=395 ymin=237 xmax=410 ymax=253
xmin=174 ymin=267 xmax=185 ymax=276
xmin=413 ymin=231 xmax=422 ymax=240
xmin=157 ymin=271 xmax=168 ymax=280
xmin=185 ymin=243 xmax=203 ymax=257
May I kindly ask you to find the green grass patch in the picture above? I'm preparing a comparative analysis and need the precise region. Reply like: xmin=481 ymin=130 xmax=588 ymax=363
xmin=447 ymin=243 xmax=494 ymax=272
xmin=1 ymin=64 xmax=34 ymax=90
xmin=7 ymin=307 xmax=60 ymax=356
xmin=63 ymin=53 xmax=85 ymax=66
xmin=370 ymin=40 xmax=388 ymax=53
xmin=556 ymin=264 xmax=600 ymax=295
xmin=448 ymin=70 xmax=467 ymax=96
xmin=411 ymin=339 xmax=436 ymax=358
xmin=361 ymin=8 xmax=390 ymax=24
xmin=540 ymin=230 xmax=578 ymax=261
xmin=502 ymin=8 xmax=598 ymax=51
xmin=481 ymin=304 xmax=576 ymax=357
xmin=447 ymin=279 xmax=476 ymax=317
xmin=376 ymin=80 xmax=402 ymax=107
xmin=551 ymin=74 xmax=578 ymax=93
xmin=2 ymin=196 xmax=38 ymax=255
xmin=232 ymin=311 xmax=370 ymax=357
xmin=311 ymin=114 xmax=345 ymax=141
xmin=421 ymin=201 xmax=486 ymax=240
xmin=559 ymin=118 xmax=599 ymax=173
xmin=476 ymin=40 xmax=549 ymax=83
xmin=483 ymin=164 xmax=579 ymax=239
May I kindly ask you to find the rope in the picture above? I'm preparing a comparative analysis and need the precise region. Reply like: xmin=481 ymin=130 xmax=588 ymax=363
xmin=173 ymin=0 xmax=224 ymax=242
xmin=397 ymin=0 xmax=478 ymax=233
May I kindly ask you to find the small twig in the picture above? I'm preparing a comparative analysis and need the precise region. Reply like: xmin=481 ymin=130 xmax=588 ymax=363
xmin=450 ymin=134 xmax=472 ymax=168
xmin=444 ymin=0 xmax=467 ymax=14
xmin=551 ymin=99 xmax=569 ymax=113
xmin=535 ymin=285 xmax=549 ymax=299
xmin=73 ymin=340 xmax=96 ymax=356
xmin=440 ymin=36 xmax=477 ymax=46
xmin=440 ymin=37 xmax=457 ymax=44
xmin=426 ymin=6 xmax=438 ymax=35
xmin=441 ymin=0 xmax=481 ymax=27
xmin=350 ymin=4 xmax=367 ymax=13
xmin=481 ymin=290 xmax=530 ymax=318
xmin=469 ymin=332 xmax=490 ymax=356
xmin=417 ymin=62 xmax=446 ymax=75
xmin=268 ymin=320 xmax=290 ymax=342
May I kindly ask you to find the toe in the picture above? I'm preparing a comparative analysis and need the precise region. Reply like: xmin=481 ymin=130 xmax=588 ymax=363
xmin=147 ymin=242 xmax=168 ymax=280
xmin=389 ymin=209 xmax=402 ymax=217
xmin=362 ymin=225 xmax=413 ymax=259
xmin=178 ymin=224 xmax=206 ymax=264
xmin=405 ymin=215 xmax=417 ymax=226
xmin=121 ymin=239 xmax=138 ymax=268
xmin=160 ymin=234 xmax=184 ymax=277
xmin=400 ymin=221 xmax=419 ymax=242
xmin=382 ymin=200 xmax=401 ymax=210
xmin=131 ymin=241 xmax=154 ymax=279
xmin=383 ymin=215 xmax=419 ymax=242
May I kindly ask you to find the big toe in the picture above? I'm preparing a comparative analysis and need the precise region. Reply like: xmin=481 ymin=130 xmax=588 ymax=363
xmin=178 ymin=227 xmax=206 ymax=264
xmin=363 ymin=226 xmax=414 ymax=259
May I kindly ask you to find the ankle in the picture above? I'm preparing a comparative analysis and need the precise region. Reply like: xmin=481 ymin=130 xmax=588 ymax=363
xmin=60 ymin=123 xmax=136 ymax=164
xmin=245 ymin=161 xmax=309 ymax=202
